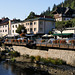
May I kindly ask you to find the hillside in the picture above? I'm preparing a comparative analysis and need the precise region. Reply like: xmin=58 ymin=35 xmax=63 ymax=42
xmin=57 ymin=0 xmax=75 ymax=9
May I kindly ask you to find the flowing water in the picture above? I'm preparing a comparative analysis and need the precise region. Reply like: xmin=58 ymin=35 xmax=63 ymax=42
xmin=0 ymin=62 xmax=50 ymax=75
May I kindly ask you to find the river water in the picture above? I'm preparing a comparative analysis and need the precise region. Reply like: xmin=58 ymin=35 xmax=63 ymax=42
xmin=0 ymin=62 xmax=50 ymax=75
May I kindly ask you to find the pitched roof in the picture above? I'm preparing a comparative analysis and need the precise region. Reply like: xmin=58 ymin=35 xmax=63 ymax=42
xmin=24 ymin=17 xmax=55 ymax=22
xmin=52 ymin=7 xmax=75 ymax=15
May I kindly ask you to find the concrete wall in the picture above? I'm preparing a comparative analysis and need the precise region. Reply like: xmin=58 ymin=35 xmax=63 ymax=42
xmin=12 ymin=46 xmax=75 ymax=66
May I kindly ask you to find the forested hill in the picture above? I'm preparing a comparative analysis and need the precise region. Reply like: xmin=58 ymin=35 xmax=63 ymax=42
xmin=57 ymin=0 xmax=75 ymax=9
xmin=26 ymin=0 xmax=75 ymax=19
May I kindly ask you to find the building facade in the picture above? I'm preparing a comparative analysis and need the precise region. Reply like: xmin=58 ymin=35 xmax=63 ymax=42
xmin=52 ymin=7 xmax=75 ymax=21
xmin=23 ymin=17 xmax=55 ymax=35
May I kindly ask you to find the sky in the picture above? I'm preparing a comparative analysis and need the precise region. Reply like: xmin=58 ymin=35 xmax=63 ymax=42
xmin=0 ymin=0 xmax=64 ymax=20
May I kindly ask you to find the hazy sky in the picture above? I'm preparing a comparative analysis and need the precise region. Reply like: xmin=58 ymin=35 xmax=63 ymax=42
xmin=0 ymin=0 xmax=64 ymax=20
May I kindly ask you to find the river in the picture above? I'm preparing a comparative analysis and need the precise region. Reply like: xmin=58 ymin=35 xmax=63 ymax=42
xmin=0 ymin=62 xmax=50 ymax=75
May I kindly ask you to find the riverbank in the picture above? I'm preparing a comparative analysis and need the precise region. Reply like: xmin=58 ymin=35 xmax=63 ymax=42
xmin=13 ymin=56 xmax=75 ymax=75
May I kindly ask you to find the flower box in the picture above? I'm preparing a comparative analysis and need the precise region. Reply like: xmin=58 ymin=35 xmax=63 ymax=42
xmin=5 ymin=39 xmax=8 ymax=42
xmin=11 ymin=39 xmax=14 ymax=42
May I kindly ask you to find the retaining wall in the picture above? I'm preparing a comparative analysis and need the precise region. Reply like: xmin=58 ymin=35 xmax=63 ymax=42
xmin=12 ymin=46 xmax=75 ymax=66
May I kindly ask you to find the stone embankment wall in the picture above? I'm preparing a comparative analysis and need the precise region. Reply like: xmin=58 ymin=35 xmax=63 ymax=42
xmin=13 ymin=46 xmax=75 ymax=66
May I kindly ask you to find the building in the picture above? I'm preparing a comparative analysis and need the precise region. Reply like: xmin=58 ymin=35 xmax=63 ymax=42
xmin=23 ymin=17 xmax=55 ymax=35
xmin=0 ymin=17 xmax=9 ymax=36
xmin=11 ymin=19 xmax=23 ymax=35
xmin=52 ymin=6 xmax=75 ymax=21
xmin=0 ymin=17 xmax=55 ymax=37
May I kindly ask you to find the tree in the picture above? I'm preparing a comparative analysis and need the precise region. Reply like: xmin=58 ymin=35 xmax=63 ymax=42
xmin=52 ymin=4 xmax=57 ymax=11
xmin=26 ymin=11 xmax=35 ymax=19
xmin=16 ymin=25 xmax=27 ymax=34
xmin=56 ymin=21 xmax=66 ymax=38
xmin=71 ymin=18 xmax=75 ymax=27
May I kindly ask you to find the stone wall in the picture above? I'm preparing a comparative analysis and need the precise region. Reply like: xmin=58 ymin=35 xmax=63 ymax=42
xmin=12 ymin=46 xmax=75 ymax=66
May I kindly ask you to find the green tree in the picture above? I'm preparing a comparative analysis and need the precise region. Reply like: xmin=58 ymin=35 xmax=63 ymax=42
xmin=26 ymin=11 xmax=36 ymax=19
xmin=56 ymin=21 xmax=66 ymax=38
xmin=71 ymin=18 xmax=75 ymax=27
xmin=52 ymin=4 xmax=57 ymax=11
xmin=16 ymin=25 xmax=27 ymax=34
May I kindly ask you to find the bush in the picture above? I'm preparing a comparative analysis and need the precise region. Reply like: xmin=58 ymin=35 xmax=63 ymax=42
xmin=9 ymin=51 xmax=20 ymax=57
xmin=11 ymin=58 xmax=16 ymax=62
xmin=40 ymin=57 xmax=66 ymax=65
xmin=24 ymin=54 xmax=29 ymax=58
xmin=35 ymin=56 xmax=41 ymax=62
xmin=30 ymin=56 xmax=35 ymax=62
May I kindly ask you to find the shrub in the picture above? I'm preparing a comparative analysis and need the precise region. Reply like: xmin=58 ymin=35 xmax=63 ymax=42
xmin=25 ymin=54 xmax=29 ymax=58
xmin=9 ymin=51 xmax=20 ymax=57
xmin=30 ymin=56 xmax=35 ymax=62
xmin=11 ymin=58 xmax=16 ymax=62
xmin=35 ymin=56 xmax=41 ymax=62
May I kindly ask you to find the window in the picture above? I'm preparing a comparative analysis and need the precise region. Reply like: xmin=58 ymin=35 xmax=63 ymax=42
xmin=34 ymin=28 xmax=36 ymax=31
xmin=34 ymin=22 xmax=36 ymax=25
xmin=28 ymin=28 xmax=29 ymax=31
xmin=30 ymin=22 xmax=32 ymax=25
xmin=5 ymin=30 xmax=7 ymax=32
xmin=15 ymin=25 xmax=17 ymax=28
xmin=30 ymin=28 xmax=32 ymax=32
xmin=13 ymin=25 xmax=14 ymax=28
xmin=13 ymin=30 xmax=14 ymax=33
xmin=3 ymin=30 xmax=4 ymax=32
xmin=26 ymin=23 xmax=27 ymax=25
xmin=28 ymin=23 xmax=29 ymax=25
xmin=40 ymin=28 xmax=43 ymax=31
xmin=40 ymin=21 xmax=43 ymax=25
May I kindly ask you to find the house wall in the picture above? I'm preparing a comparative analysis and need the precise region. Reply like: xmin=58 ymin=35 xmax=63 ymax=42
xmin=23 ymin=20 xmax=39 ymax=34
xmin=11 ymin=23 xmax=22 ymax=35
xmin=23 ymin=20 xmax=55 ymax=34
xmin=0 ymin=25 xmax=9 ymax=35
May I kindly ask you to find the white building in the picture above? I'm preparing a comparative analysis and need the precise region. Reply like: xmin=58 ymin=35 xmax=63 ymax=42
xmin=11 ymin=22 xmax=23 ymax=35
xmin=23 ymin=17 xmax=55 ymax=35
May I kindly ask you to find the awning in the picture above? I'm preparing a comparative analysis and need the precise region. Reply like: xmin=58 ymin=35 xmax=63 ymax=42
xmin=53 ymin=33 xmax=73 ymax=36
xmin=42 ymin=34 xmax=54 ymax=37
